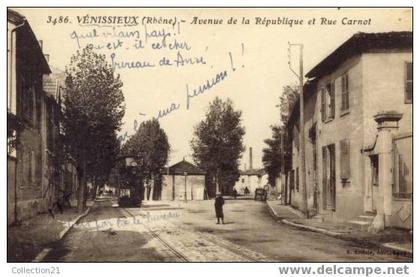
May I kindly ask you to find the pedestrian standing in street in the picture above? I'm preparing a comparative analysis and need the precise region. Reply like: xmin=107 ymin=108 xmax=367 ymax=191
xmin=214 ymin=193 xmax=225 ymax=224
xmin=232 ymin=187 xmax=238 ymax=199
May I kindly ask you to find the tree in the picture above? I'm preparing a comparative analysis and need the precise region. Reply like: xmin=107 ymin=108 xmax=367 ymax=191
xmin=63 ymin=45 xmax=125 ymax=211
xmin=121 ymin=119 xmax=170 ymax=201
xmin=262 ymin=125 xmax=283 ymax=186
xmin=279 ymin=85 xmax=299 ymax=127
xmin=191 ymin=97 xmax=245 ymax=196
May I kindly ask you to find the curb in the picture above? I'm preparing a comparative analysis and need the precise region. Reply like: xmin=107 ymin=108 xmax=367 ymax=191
xmin=266 ymin=202 xmax=412 ymax=256
xmin=32 ymin=207 xmax=91 ymax=262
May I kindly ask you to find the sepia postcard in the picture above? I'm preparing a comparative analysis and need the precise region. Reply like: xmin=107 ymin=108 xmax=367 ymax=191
xmin=6 ymin=7 xmax=412 ymax=266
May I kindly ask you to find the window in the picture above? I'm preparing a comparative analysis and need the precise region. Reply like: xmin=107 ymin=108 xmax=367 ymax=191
xmin=405 ymin=62 xmax=412 ymax=103
xmin=321 ymin=81 xmax=335 ymax=121
xmin=296 ymin=167 xmax=299 ymax=192
xmin=393 ymin=138 xmax=412 ymax=198
xmin=340 ymin=139 xmax=351 ymax=181
xmin=341 ymin=73 xmax=350 ymax=111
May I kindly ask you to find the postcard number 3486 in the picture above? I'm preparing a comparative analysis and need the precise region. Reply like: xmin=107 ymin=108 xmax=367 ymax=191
xmin=46 ymin=16 xmax=70 ymax=25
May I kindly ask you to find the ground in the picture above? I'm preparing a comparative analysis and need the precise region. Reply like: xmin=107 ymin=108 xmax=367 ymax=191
xmin=43 ymin=198 xmax=411 ymax=262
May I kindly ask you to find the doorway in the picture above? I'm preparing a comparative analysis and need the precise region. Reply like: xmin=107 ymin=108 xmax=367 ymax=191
xmin=322 ymin=144 xmax=336 ymax=211
xmin=370 ymin=154 xmax=379 ymax=212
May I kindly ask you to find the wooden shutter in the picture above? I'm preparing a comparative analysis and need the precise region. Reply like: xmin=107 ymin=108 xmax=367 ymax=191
xmin=322 ymin=146 xmax=327 ymax=209
xmin=341 ymin=74 xmax=349 ymax=111
xmin=340 ymin=139 xmax=351 ymax=180
xmin=321 ymin=89 xmax=326 ymax=121
xmin=330 ymin=145 xmax=336 ymax=210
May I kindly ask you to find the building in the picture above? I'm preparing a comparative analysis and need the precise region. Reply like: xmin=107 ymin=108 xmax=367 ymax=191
xmin=234 ymin=148 xmax=268 ymax=196
xmin=7 ymin=9 xmax=79 ymax=224
xmin=285 ymin=32 xmax=412 ymax=231
xmin=161 ymin=159 xmax=206 ymax=200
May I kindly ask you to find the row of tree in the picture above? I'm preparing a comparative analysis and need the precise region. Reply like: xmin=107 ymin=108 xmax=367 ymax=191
xmin=63 ymin=46 xmax=125 ymax=211
xmin=63 ymin=45 xmax=293 ymax=205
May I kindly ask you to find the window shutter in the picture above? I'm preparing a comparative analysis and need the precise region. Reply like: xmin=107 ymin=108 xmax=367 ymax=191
xmin=340 ymin=139 xmax=351 ymax=180
xmin=321 ymin=89 xmax=326 ymax=121
xmin=296 ymin=167 xmax=299 ymax=192
xmin=322 ymin=146 xmax=327 ymax=209
xmin=330 ymin=81 xmax=335 ymax=118
xmin=330 ymin=144 xmax=336 ymax=210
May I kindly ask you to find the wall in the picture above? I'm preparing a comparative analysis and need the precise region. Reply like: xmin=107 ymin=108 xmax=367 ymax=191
xmin=362 ymin=51 xmax=412 ymax=229
xmin=314 ymin=55 xmax=366 ymax=222
xmin=161 ymin=174 xmax=205 ymax=200
xmin=234 ymin=174 xmax=266 ymax=196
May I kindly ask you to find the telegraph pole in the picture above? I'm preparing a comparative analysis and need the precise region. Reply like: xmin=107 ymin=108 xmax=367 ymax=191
xmin=288 ymin=42 xmax=308 ymax=218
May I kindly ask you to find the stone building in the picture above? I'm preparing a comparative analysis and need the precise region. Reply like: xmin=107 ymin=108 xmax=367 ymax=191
xmin=7 ymin=9 xmax=79 ymax=224
xmin=285 ymin=32 xmax=412 ymax=230
xmin=161 ymin=159 xmax=206 ymax=201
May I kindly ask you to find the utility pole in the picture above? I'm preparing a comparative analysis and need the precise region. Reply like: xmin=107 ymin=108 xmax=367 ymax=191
xmin=288 ymin=42 xmax=308 ymax=218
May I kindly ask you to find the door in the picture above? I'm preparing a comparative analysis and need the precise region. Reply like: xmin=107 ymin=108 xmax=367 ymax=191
xmin=370 ymin=155 xmax=379 ymax=212
xmin=322 ymin=144 xmax=336 ymax=211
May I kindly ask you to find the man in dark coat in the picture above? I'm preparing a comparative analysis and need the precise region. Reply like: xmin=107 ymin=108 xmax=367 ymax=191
xmin=214 ymin=193 xmax=225 ymax=224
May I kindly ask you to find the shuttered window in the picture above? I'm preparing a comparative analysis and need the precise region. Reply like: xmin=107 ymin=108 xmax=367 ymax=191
xmin=341 ymin=73 xmax=350 ymax=111
xmin=405 ymin=62 xmax=412 ymax=103
xmin=328 ymin=82 xmax=335 ymax=119
xmin=296 ymin=167 xmax=299 ymax=192
xmin=321 ymin=81 xmax=335 ymax=122
xmin=340 ymin=139 xmax=351 ymax=181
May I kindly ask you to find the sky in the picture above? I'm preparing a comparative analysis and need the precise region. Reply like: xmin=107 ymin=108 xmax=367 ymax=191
xmin=16 ymin=8 xmax=412 ymax=169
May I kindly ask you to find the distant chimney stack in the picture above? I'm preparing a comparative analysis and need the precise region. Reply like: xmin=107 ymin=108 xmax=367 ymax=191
xmin=249 ymin=147 xmax=253 ymax=170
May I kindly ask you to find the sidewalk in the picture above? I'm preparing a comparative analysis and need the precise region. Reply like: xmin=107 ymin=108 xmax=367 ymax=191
xmin=8 ymin=206 xmax=90 ymax=262
xmin=266 ymin=200 xmax=412 ymax=256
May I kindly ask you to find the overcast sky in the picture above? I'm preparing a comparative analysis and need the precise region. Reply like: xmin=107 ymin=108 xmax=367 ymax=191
xmin=16 ymin=8 xmax=411 ymax=168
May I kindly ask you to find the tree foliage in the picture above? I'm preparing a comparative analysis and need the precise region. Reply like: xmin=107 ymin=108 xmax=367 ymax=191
xmin=279 ymin=85 xmax=299 ymax=127
xmin=191 ymin=97 xmax=245 ymax=196
xmin=63 ymin=45 xmax=125 ymax=210
xmin=262 ymin=125 xmax=283 ymax=186
xmin=262 ymin=85 xmax=298 ymax=187
xmin=121 ymin=119 xmax=170 ymax=200
xmin=122 ymin=119 xmax=170 ymax=175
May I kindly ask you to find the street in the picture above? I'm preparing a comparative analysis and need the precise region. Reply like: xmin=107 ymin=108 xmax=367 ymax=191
xmin=44 ymin=199 xmax=411 ymax=262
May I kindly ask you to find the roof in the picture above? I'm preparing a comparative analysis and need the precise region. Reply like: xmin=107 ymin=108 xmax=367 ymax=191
xmin=8 ymin=9 xmax=51 ymax=75
xmin=7 ymin=9 xmax=25 ymax=25
xmin=306 ymin=32 xmax=412 ymax=78
xmin=240 ymin=168 xmax=265 ymax=176
xmin=43 ymin=67 xmax=66 ymax=98
xmin=164 ymin=159 xmax=206 ymax=175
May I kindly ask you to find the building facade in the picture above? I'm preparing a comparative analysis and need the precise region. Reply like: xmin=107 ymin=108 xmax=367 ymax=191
xmin=286 ymin=32 xmax=412 ymax=230
xmin=161 ymin=159 xmax=206 ymax=201
xmin=7 ymin=9 xmax=79 ymax=224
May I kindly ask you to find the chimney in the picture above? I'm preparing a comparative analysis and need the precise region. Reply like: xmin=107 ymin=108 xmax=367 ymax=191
xmin=249 ymin=147 xmax=253 ymax=170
